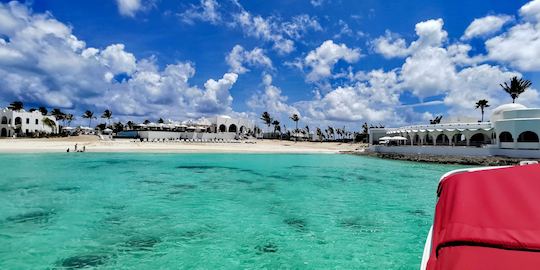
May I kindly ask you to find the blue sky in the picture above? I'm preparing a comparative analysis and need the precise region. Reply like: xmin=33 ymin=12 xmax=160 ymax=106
xmin=1 ymin=0 xmax=540 ymax=129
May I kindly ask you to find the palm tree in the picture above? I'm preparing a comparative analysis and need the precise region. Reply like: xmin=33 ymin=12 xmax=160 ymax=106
xmin=65 ymin=114 xmax=75 ymax=127
xmin=42 ymin=117 xmax=56 ymax=133
xmin=362 ymin=122 xmax=368 ymax=134
xmin=101 ymin=109 xmax=113 ymax=126
xmin=260 ymin=112 xmax=272 ymax=133
xmin=50 ymin=108 xmax=65 ymax=125
xmin=8 ymin=101 xmax=23 ymax=111
xmin=290 ymin=114 xmax=300 ymax=130
xmin=38 ymin=106 xmax=48 ymax=116
xmin=143 ymin=119 xmax=151 ymax=125
xmin=126 ymin=121 xmax=134 ymax=130
xmin=158 ymin=118 xmax=164 ymax=124
xmin=305 ymin=125 xmax=310 ymax=140
xmin=272 ymin=120 xmax=281 ymax=138
xmin=500 ymin=76 xmax=532 ymax=103
xmin=253 ymin=126 xmax=261 ymax=137
xmin=82 ymin=110 xmax=96 ymax=127
xmin=316 ymin=127 xmax=323 ymax=142
xmin=475 ymin=99 xmax=490 ymax=122
xmin=328 ymin=126 xmax=335 ymax=140
xmin=113 ymin=122 xmax=124 ymax=132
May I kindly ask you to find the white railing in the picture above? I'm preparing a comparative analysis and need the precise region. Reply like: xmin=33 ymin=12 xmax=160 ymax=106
xmin=386 ymin=122 xmax=493 ymax=133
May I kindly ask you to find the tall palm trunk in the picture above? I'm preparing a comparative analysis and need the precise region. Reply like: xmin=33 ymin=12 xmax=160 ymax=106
xmin=481 ymin=109 xmax=484 ymax=122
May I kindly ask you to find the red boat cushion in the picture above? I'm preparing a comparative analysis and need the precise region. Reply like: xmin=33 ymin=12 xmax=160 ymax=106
xmin=427 ymin=164 xmax=540 ymax=270
xmin=435 ymin=246 xmax=540 ymax=270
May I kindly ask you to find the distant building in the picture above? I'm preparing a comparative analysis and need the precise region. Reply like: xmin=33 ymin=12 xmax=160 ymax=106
xmin=368 ymin=103 xmax=540 ymax=158
xmin=211 ymin=116 xmax=254 ymax=134
xmin=0 ymin=108 xmax=58 ymax=137
xmin=119 ymin=115 xmax=255 ymax=141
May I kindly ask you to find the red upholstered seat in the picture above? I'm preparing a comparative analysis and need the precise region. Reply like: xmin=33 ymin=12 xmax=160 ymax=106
xmin=435 ymin=246 xmax=540 ymax=270
xmin=426 ymin=164 xmax=540 ymax=270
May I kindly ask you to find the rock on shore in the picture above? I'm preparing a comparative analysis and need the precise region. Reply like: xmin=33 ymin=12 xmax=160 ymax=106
xmin=344 ymin=150 xmax=538 ymax=166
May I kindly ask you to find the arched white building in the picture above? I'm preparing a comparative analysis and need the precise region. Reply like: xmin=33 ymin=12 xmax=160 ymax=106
xmin=0 ymin=108 xmax=58 ymax=137
xmin=212 ymin=116 xmax=254 ymax=134
xmin=369 ymin=103 xmax=540 ymax=158
xmin=494 ymin=105 xmax=540 ymax=150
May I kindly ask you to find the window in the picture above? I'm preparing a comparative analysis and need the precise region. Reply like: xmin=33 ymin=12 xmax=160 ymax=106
xmin=499 ymin=132 xmax=513 ymax=142
xmin=35 ymin=119 xmax=39 ymax=125
xmin=517 ymin=131 xmax=539 ymax=143
xmin=26 ymin=118 xmax=30 ymax=124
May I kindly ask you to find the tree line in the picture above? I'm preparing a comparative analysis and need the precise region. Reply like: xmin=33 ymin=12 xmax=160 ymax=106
xmin=5 ymin=76 xmax=534 ymax=135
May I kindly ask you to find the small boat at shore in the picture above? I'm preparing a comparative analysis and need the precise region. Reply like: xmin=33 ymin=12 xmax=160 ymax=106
xmin=421 ymin=161 xmax=540 ymax=270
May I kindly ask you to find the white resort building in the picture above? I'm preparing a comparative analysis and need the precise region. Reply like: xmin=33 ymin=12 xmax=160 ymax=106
xmin=369 ymin=103 xmax=540 ymax=158
xmin=0 ymin=108 xmax=58 ymax=137
xmin=119 ymin=115 xmax=255 ymax=141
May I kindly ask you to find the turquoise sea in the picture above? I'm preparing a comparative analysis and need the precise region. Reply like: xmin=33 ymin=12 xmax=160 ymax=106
xmin=0 ymin=153 xmax=462 ymax=269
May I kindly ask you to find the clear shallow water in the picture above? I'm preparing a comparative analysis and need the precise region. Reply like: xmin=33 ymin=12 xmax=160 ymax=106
xmin=0 ymin=153 xmax=462 ymax=269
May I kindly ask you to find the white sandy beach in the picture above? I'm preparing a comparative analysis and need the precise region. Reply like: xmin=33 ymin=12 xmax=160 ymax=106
xmin=0 ymin=135 xmax=362 ymax=154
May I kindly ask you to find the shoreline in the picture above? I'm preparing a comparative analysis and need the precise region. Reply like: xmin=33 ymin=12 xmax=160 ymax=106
xmin=348 ymin=150 xmax=538 ymax=166
xmin=0 ymin=136 xmax=361 ymax=154
xmin=3 ymin=136 xmax=534 ymax=166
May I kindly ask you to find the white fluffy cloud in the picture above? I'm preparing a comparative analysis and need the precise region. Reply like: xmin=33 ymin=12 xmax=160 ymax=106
xmin=304 ymin=40 xmax=361 ymax=82
xmin=233 ymin=10 xmax=295 ymax=54
xmin=226 ymin=45 xmax=273 ymax=74
xmin=195 ymin=72 xmax=238 ymax=114
xmin=310 ymin=0 xmax=325 ymax=7
xmin=520 ymin=0 xmax=540 ymax=22
xmin=231 ymin=4 xmax=321 ymax=54
xmin=297 ymin=69 xmax=400 ymax=123
xmin=177 ymin=1 xmax=321 ymax=55
xmin=444 ymin=65 xmax=521 ymax=113
xmin=247 ymin=74 xmax=300 ymax=118
xmin=0 ymin=2 xmax=239 ymax=120
xmin=374 ymin=19 xmax=447 ymax=58
xmin=400 ymin=47 xmax=456 ymax=99
xmin=462 ymin=15 xmax=512 ymax=40
xmin=366 ymin=12 xmax=540 ymax=123
xmin=115 ymin=0 xmax=142 ymax=17
xmin=97 ymin=44 xmax=137 ymax=76
xmin=484 ymin=1 xmax=540 ymax=71
xmin=178 ymin=0 xmax=221 ymax=25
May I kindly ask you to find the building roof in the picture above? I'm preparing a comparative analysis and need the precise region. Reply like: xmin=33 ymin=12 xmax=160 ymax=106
xmin=491 ymin=103 xmax=527 ymax=122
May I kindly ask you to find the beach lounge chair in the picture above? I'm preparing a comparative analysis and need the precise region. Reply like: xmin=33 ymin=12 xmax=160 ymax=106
xmin=421 ymin=163 xmax=540 ymax=270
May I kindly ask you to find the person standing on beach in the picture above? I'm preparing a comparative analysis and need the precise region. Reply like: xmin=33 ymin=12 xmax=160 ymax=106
xmin=74 ymin=144 xmax=78 ymax=152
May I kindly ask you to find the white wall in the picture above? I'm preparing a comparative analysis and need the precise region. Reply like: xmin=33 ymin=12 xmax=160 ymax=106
xmin=0 ymin=109 xmax=57 ymax=136
xmin=137 ymin=131 xmax=238 ymax=140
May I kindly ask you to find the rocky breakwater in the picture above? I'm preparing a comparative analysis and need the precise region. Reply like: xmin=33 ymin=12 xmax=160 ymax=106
xmin=343 ymin=149 xmax=538 ymax=166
